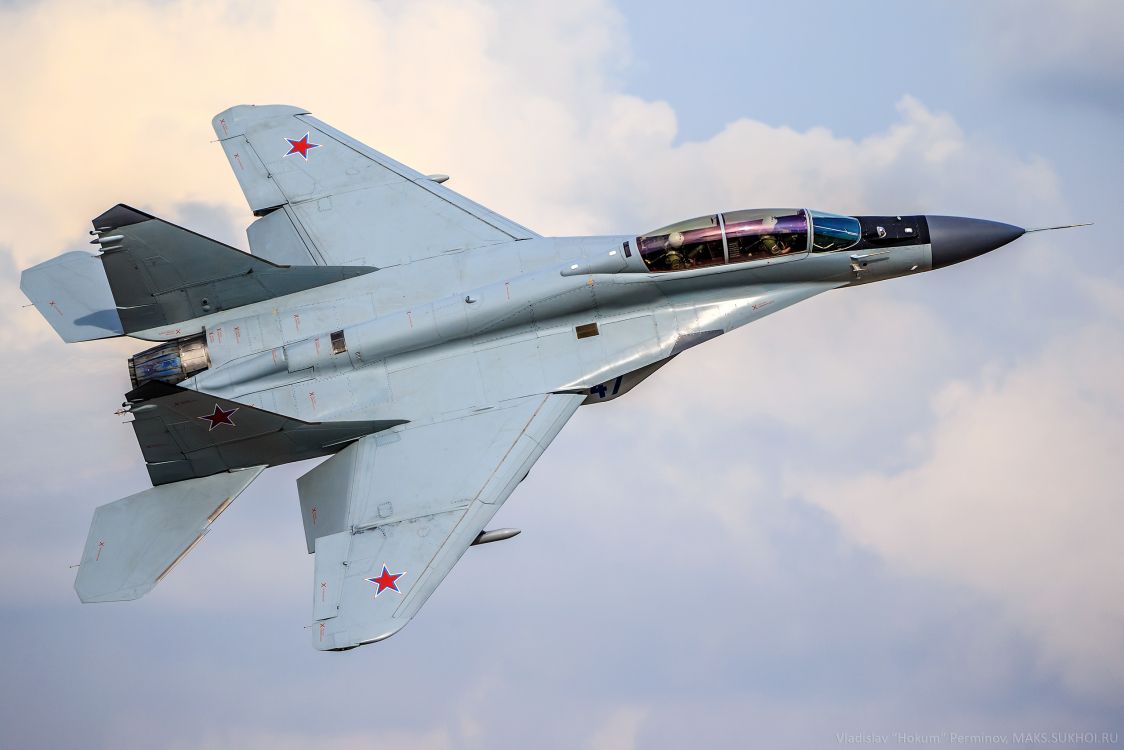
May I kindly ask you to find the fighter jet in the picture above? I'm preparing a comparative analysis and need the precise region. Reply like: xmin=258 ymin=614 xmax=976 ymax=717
xmin=19 ymin=105 xmax=1081 ymax=651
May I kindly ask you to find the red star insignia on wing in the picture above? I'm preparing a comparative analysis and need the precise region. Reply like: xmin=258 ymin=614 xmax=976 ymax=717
xmin=284 ymin=133 xmax=320 ymax=159
xmin=198 ymin=404 xmax=238 ymax=431
xmin=367 ymin=565 xmax=405 ymax=596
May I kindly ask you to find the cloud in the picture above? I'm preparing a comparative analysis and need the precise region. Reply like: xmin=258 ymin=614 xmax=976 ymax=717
xmin=0 ymin=0 xmax=1120 ymax=747
xmin=972 ymin=0 xmax=1124 ymax=116
xmin=161 ymin=728 xmax=451 ymax=750
xmin=0 ymin=0 xmax=1061 ymax=276
xmin=586 ymin=706 xmax=647 ymax=750
xmin=795 ymin=286 xmax=1124 ymax=698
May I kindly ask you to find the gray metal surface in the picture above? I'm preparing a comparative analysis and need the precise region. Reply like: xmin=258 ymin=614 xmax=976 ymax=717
xmin=75 ymin=467 xmax=265 ymax=602
xmin=213 ymin=104 xmax=538 ymax=269
xmin=93 ymin=205 xmax=375 ymax=332
xmin=298 ymin=392 xmax=583 ymax=650
xmin=126 ymin=381 xmax=405 ymax=485
xmin=19 ymin=251 xmax=123 ymax=342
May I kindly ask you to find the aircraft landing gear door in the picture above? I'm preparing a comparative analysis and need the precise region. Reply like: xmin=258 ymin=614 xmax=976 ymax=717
xmin=313 ymin=531 xmax=349 ymax=621
xmin=721 ymin=208 xmax=811 ymax=268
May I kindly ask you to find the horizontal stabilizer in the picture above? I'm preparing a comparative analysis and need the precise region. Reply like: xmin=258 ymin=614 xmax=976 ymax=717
xmin=127 ymin=381 xmax=406 ymax=485
xmin=20 ymin=251 xmax=124 ymax=342
xmin=75 ymin=466 xmax=265 ymax=602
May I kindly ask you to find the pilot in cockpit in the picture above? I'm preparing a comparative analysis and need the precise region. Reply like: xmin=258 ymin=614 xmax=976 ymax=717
xmin=662 ymin=231 xmax=688 ymax=270
xmin=757 ymin=216 xmax=791 ymax=256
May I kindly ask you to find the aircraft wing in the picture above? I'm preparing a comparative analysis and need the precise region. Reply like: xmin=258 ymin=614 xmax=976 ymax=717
xmin=297 ymin=392 xmax=583 ymax=650
xmin=213 ymin=105 xmax=538 ymax=268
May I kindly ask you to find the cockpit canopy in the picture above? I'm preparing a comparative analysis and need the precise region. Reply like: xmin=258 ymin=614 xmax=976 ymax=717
xmin=637 ymin=209 xmax=860 ymax=272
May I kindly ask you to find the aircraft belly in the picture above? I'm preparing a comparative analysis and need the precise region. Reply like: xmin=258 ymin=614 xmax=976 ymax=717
xmin=261 ymin=380 xmax=306 ymax=419
xmin=232 ymin=369 xmax=377 ymax=423
xmin=471 ymin=334 xmax=549 ymax=399
xmin=188 ymin=276 xmax=836 ymax=430
xmin=385 ymin=346 xmax=487 ymax=416
xmin=205 ymin=314 xmax=278 ymax=368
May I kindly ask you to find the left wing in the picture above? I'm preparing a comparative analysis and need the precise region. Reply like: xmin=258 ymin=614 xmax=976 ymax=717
xmin=297 ymin=392 xmax=583 ymax=650
xmin=213 ymin=105 xmax=538 ymax=269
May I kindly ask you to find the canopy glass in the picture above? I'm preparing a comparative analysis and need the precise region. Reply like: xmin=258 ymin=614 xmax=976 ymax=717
xmin=637 ymin=208 xmax=861 ymax=272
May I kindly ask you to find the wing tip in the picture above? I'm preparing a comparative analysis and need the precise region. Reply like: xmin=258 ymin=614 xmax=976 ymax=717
xmin=92 ymin=203 xmax=153 ymax=232
xmin=74 ymin=571 xmax=154 ymax=603
xmin=212 ymin=104 xmax=312 ymax=139
xmin=313 ymin=621 xmax=407 ymax=651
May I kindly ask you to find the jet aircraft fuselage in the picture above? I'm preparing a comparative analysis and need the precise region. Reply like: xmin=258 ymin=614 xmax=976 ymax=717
xmin=150 ymin=211 xmax=1024 ymax=423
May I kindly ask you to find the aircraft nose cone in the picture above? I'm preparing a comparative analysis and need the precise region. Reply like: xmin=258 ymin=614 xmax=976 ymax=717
xmin=927 ymin=215 xmax=1025 ymax=269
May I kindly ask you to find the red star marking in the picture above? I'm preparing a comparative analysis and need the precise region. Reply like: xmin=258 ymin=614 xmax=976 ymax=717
xmin=198 ymin=404 xmax=238 ymax=431
xmin=284 ymin=133 xmax=320 ymax=159
xmin=367 ymin=565 xmax=405 ymax=596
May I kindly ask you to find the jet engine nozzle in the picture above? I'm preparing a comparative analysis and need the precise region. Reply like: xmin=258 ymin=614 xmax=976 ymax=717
xmin=927 ymin=215 xmax=1025 ymax=269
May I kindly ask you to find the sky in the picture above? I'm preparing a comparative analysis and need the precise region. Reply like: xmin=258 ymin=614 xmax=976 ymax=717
xmin=1 ymin=1 xmax=1122 ymax=748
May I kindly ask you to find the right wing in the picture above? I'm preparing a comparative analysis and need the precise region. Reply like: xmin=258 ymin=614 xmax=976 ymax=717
xmin=297 ymin=392 xmax=583 ymax=650
xmin=213 ymin=105 xmax=538 ymax=268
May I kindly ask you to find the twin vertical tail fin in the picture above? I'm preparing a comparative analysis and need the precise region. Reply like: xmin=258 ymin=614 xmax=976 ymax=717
xmin=20 ymin=204 xmax=375 ymax=342
xmin=76 ymin=381 xmax=409 ymax=603
xmin=125 ymin=381 xmax=407 ymax=486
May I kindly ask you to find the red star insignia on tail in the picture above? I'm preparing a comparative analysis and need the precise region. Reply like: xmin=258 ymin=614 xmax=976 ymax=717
xmin=367 ymin=565 xmax=405 ymax=596
xmin=284 ymin=133 xmax=320 ymax=159
xmin=198 ymin=404 xmax=238 ymax=431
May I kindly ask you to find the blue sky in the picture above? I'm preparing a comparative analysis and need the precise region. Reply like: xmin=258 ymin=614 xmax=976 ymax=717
xmin=1 ymin=1 xmax=1121 ymax=748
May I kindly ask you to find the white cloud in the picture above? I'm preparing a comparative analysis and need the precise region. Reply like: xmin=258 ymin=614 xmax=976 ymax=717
xmin=973 ymin=0 xmax=1124 ymax=114
xmin=0 ymin=0 xmax=1061 ymax=275
xmin=161 ymin=728 xmax=451 ymax=750
xmin=587 ymin=706 xmax=647 ymax=750
xmin=796 ymin=286 xmax=1124 ymax=698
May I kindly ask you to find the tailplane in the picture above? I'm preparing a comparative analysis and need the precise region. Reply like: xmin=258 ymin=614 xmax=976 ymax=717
xmin=75 ymin=466 xmax=265 ymax=602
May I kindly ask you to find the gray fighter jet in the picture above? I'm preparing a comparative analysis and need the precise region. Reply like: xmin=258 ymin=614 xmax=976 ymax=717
xmin=20 ymin=105 xmax=1079 ymax=650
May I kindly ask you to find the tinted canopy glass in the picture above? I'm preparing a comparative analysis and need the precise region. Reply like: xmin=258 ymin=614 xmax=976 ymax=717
xmin=637 ymin=208 xmax=816 ymax=272
xmin=810 ymin=210 xmax=861 ymax=252
xmin=637 ymin=214 xmax=726 ymax=272
xmin=723 ymin=208 xmax=808 ymax=263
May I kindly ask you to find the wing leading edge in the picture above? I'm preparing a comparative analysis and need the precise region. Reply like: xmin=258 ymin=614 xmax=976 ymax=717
xmin=298 ymin=392 xmax=583 ymax=650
